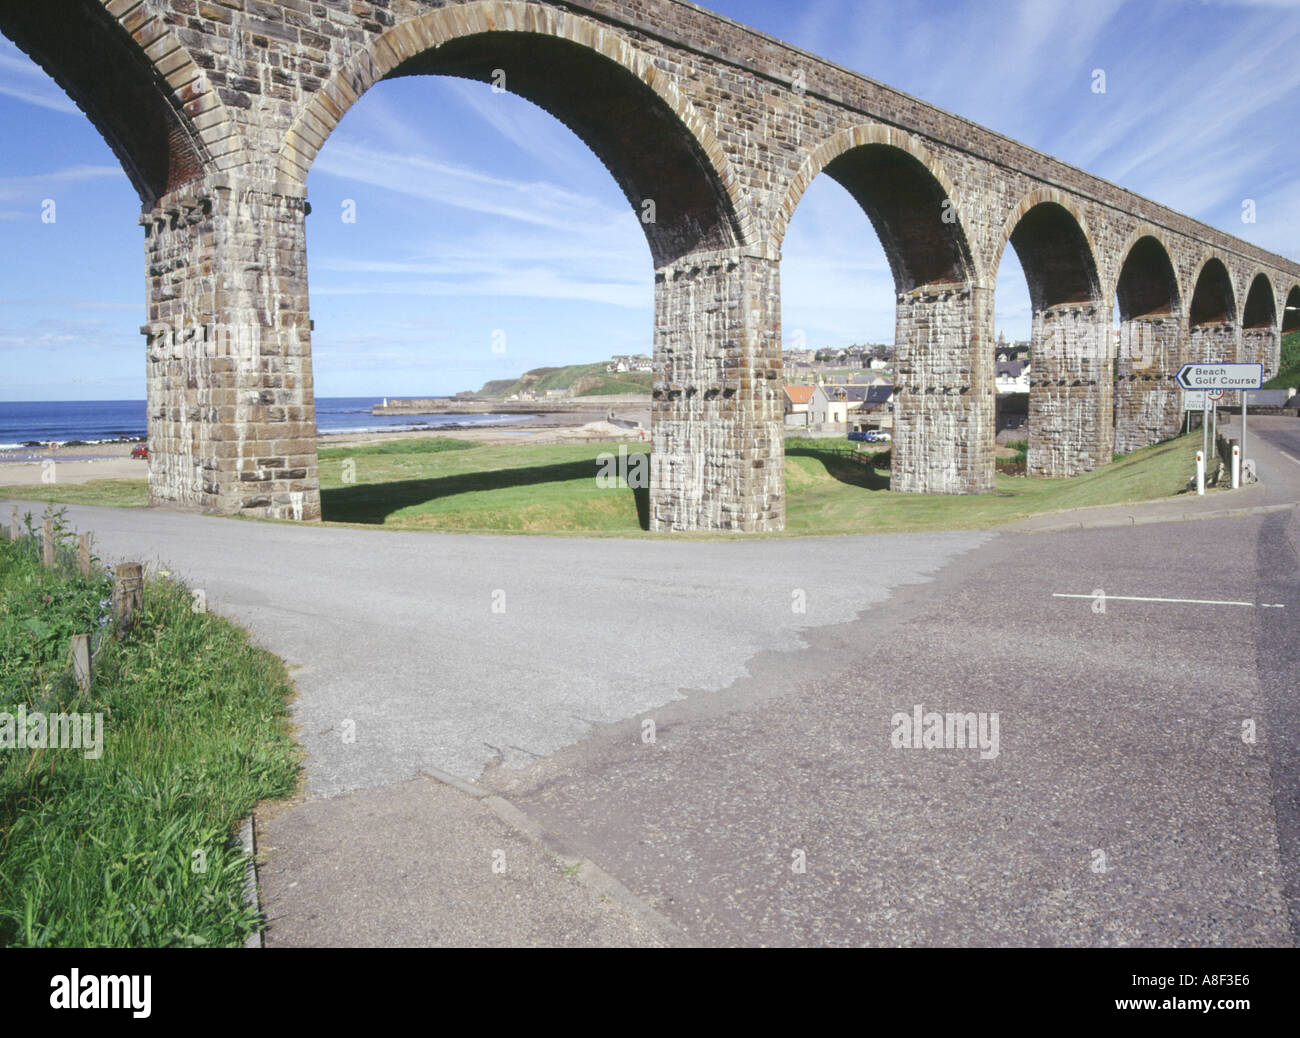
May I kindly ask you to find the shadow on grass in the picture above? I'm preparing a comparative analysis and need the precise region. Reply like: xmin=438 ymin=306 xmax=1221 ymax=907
xmin=322 ymin=457 xmax=650 ymax=530
xmin=786 ymin=447 xmax=891 ymax=491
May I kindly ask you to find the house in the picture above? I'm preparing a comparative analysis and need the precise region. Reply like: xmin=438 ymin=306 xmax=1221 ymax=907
xmin=851 ymin=384 xmax=896 ymax=432
xmin=610 ymin=353 xmax=653 ymax=373
xmin=545 ymin=388 xmax=570 ymax=399
xmin=809 ymin=383 xmax=894 ymax=427
xmin=996 ymin=360 xmax=1031 ymax=393
xmin=809 ymin=383 xmax=851 ymax=426
xmin=783 ymin=384 xmax=816 ymax=427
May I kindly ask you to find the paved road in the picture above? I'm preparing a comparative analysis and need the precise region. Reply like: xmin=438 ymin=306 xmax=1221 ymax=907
xmin=4 ymin=416 xmax=1298 ymax=946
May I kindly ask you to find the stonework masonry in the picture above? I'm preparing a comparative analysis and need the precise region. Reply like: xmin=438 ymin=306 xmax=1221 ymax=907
xmin=5 ymin=0 xmax=1299 ymax=531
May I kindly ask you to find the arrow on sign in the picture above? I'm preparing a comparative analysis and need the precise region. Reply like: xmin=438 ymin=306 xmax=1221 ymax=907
xmin=1176 ymin=363 xmax=1264 ymax=391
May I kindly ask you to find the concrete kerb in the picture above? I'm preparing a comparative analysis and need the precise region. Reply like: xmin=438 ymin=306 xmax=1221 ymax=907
xmin=241 ymin=815 xmax=262 ymax=949
xmin=419 ymin=767 xmax=696 ymax=947
xmin=1005 ymin=500 xmax=1297 ymax=535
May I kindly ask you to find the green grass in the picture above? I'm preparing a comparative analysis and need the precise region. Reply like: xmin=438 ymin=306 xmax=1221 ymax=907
xmin=311 ymin=431 xmax=1203 ymax=536
xmin=318 ymin=437 xmax=474 ymax=459
xmin=1263 ymin=329 xmax=1300 ymax=390
xmin=320 ymin=440 xmax=652 ymax=531
xmin=0 ymin=480 xmax=148 ymax=509
xmin=781 ymin=431 xmax=1201 ymax=535
xmin=464 ymin=362 xmax=652 ymax=399
xmin=4 ymin=431 xmax=1205 ymax=538
xmin=0 ymin=507 xmax=300 ymax=947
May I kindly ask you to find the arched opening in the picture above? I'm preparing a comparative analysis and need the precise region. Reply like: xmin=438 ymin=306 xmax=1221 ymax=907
xmin=1283 ymin=286 xmax=1300 ymax=335
xmin=380 ymin=34 xmax=741 ymax=268
xmin=777 ymin=134 xmax=987 ymax=496
xmin=1187 ymin=258 xmax=1237 ymax=365
xmin=818 ymin=145 xmax=973 ymax=291
xmin=0 ymin=1 xmax=209 ymax=207
xmin=991 ymin=250 xmax=1032 ymax=464
xmin=1113 ymin=235 xmax=1182 ymax=453
xmin=283 ymin=17 xmax=753 ymax=529
xmin=305 ymin=76 xmax=655 ymax=525
xmin=0 ymin=10 xmax=204 ymax=454
xmin=1241 ymin=274 xmax=1278 ymax=375
xmin=998 ymin=200 xmax=1108 ymax=476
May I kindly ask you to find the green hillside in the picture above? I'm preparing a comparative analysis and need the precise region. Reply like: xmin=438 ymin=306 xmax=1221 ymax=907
xmin=1263 ymin=330 xmax=1300 ymax=390
xmin=464 ymin=362 xmax=652 ymax=399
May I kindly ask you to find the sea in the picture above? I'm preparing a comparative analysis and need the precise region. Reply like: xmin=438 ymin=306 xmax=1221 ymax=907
xmin=0 ymin=398 xmax=534 ymax=451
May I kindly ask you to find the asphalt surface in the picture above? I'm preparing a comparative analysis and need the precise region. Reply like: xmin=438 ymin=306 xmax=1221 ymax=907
xmin=4 ymin=415 xmax=1298 ymax=946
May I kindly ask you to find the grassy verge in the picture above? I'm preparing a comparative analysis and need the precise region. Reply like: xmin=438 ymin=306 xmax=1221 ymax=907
xmin=782 ymin=431 xmax=1200 ymax=535
xmin=1262 ymin=329 xmax=1300 ymax=390
xmin=4 ymin=430 xmax=1205 ymax=538
xmin=0 ymin=507 xmax=300 ymax=946
xmin=0 ymin=480 xmax=148 ymax=509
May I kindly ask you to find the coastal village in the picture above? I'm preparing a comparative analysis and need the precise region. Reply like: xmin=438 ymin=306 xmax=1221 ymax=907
xmin=378 ymin=331 xmax=1038 ymax=445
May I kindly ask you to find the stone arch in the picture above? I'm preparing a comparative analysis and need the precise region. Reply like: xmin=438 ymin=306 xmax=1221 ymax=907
xmin=1112 ymin=228 xmax=1184 ymax=454
xmin=773 ymin=122 xmax=986 ymax=494
xmin=275 ymin=0 xmax=749 ymax=268
xmin=1186 ymin=255 xmax=1239 ymax=371
xmin=1113 ymin=226 xmax=1182 ymax=319
xmin=995 ymin=190 xmax=1108 ymax=476
xmin=772 ymin=121 xmax=978 ymax=288
xmin=1282 ymin=285 xmax=1300 ymax=334
xmin=1242 ymin=272 xmax=1277 ymax=329
xmin=1188 ymin=255 xmax=1237 ymax=329
xmin=1242 ymin=272 xmax=1279 ymax=373
xmin=0 ymin=0 xmax=244 ymax=207
xmin=994 ymin=189 xmax=1102 ymax=309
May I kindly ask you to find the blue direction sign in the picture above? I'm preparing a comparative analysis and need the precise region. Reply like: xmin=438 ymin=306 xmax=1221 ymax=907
xmin=1175 ymin=363 xmax=1263 ymax=391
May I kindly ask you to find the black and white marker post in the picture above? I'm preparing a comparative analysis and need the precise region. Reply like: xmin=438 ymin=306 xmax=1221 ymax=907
xmin=1242 ymin=386 xmax=1249 ymax=481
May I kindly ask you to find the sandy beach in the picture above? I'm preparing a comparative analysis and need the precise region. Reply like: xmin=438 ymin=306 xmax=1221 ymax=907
xmin=0 ymin=408 xmax=652 ymax=487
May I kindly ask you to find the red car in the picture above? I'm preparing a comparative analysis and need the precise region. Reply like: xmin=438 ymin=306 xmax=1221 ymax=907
xmin=131 ymin=444 xmax=149 ymax=459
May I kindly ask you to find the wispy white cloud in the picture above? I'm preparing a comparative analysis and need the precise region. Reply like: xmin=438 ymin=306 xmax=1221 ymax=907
xmin=0 ymin=47 xmax=77 ymax=114
xmin=313 ymin=138 xmax=632 ymax=237
xmin=0 ymin=165 xmax=123 ymax=201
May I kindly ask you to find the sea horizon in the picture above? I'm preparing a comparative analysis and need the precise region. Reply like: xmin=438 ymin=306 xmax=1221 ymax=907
xmin=0 ymin=397 xmax=534 ymax=449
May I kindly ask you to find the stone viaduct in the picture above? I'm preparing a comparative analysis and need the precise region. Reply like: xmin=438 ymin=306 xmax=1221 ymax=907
xmin=3 ymin=0 xmax=1298 ymax=531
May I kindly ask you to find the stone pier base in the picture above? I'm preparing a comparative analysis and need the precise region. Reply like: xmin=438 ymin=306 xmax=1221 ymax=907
xmin=1027 ymin=303 xmax=1113 ymax=476
xmin=143 ymin=175 xmax=321 ymax=521
xmin=891 ymin=283 xmax=995 ymax=495
xmin=650 ymin=250 xmax=784 ymax=532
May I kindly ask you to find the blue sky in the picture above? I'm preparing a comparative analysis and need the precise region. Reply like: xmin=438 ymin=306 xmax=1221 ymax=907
xmin=1 ymin=0 xmax=1297 ymax=400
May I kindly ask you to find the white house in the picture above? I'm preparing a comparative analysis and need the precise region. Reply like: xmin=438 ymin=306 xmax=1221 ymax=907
xmin=809 ymin=383 xmax=851 ymax=425
xmin=995 ymin=360 xmax=1032 ymax=393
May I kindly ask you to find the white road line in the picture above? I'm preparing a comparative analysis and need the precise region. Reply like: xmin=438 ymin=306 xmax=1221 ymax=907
xmin=1053 ymin=594 xmax=1285 ymax=608
xmin=1282 ymin=450 xmax=1300 ymax=468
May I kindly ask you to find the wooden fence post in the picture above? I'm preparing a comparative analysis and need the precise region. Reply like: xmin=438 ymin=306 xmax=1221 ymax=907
xmin=112 ymin=562 xmax=144 ymax=635
xmin=41 ymin=518 xmax=55 ymax=568
xmin=70 ymin=633 xmax=92 ymax=693
xmin=78 ymin=534 xmax=91 ymax=578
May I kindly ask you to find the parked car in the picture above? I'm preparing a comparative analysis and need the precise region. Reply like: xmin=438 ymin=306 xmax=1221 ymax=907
xmin=865 ymin=431 xmax=892 ymax=444
xmin=131 ymin=444 xmax=149 ymax=459
xmin=847 ymin=431 xmax=871 ymax=442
